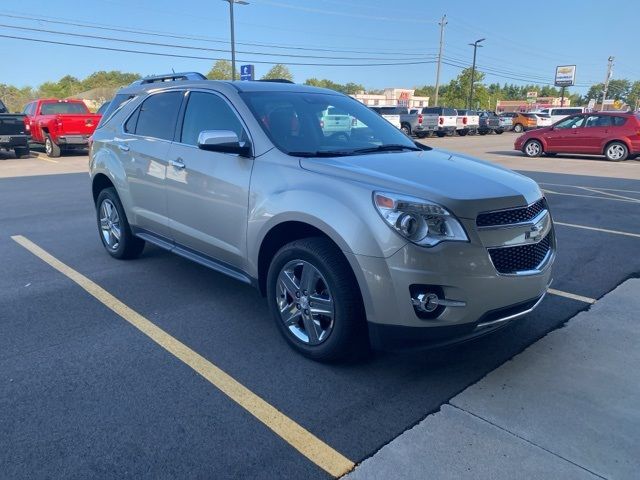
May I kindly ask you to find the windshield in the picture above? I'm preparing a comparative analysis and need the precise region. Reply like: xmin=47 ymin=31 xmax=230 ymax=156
xmin=40 ymin=102 xmax=89 ymax=115
xmin=240 ymin=91 xmax=416 ymax=157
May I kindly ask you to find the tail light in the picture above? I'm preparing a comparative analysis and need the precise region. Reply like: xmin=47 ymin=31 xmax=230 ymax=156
xmin=418 ymin=114 xmax=423 ymax=124
xmin=320 ymin=120 xmax=324 ymax=128
xmin=351 ymin=117 xmax=357 ymax=126
xmin=23 ymin=118 xmax=30 ymax=132
xmin=439 ymin=117 xmax=444 ymax=125
xmin=463 ymin=117 xmax=468 ymax=125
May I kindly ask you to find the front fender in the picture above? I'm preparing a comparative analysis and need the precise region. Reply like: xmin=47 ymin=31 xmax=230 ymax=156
xmin=246 ymin=153 xmax=407 ymax=277
xmin=90 ymin=142 xmax=133 ymax=214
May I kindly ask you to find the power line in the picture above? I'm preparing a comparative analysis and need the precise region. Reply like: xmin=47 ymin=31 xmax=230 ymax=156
xmin=0 ymin=33 xmax=438 ymax=67
xmin=0 ymin=11 xmax=430 ymax=56
xmin=0 ymin=23 xmax=437 ymax=61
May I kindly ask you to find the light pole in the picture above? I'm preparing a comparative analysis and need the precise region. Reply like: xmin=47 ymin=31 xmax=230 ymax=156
xmin=467 ymin=38 xmax=485 ymax=109
xmin=222 ymin=0 xmax=249 ymax=81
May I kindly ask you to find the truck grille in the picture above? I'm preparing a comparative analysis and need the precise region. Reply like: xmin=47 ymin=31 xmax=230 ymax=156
xmin=477 ymin=198 xmax=547 ymax=227
xmin=488 ymin=232 xmax=552 ymax=274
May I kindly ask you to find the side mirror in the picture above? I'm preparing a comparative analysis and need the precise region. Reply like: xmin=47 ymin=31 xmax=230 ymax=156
xmin=197 ymin=130 xmax=252 ymax=157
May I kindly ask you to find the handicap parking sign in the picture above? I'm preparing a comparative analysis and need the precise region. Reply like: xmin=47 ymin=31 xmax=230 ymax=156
xmin=240 ymin=65 xmax=254 ymax=81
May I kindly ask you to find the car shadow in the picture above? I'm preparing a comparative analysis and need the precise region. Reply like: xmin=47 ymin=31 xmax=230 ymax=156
xmin=487 ymin=150 xmax=640 ymax=163
xmin=30 ymin=145 xmax=89 ymax=158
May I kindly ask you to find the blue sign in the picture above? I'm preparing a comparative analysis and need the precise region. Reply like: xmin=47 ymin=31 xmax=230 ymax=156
xmin=240 ymin=64 xmax=254 ymax=81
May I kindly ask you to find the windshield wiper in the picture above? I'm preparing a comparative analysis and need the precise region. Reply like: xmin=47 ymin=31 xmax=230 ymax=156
xmin=288 ymin=150 xmax=355 ymax=157
xmin=350 ymin=144 xmax=421 ymax=154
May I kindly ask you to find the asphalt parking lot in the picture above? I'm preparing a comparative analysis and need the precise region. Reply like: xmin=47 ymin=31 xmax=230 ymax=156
xmin=2 ymin=133 xmax=639 ymax=478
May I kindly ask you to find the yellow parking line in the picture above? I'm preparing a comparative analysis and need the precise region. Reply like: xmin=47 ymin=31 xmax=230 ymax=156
xmin=547 ymin=288 xmax=596 ymax=304
xmin=554 ymin=222 xmax=640 ymax=239
xmin=11 ymin=235 xmax=354 ymax=478
xmin=36 ymin=156 xmax=59 ymax=164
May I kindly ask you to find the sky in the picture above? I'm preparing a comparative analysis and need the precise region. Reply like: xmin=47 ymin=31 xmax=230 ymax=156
xmin=1 ymin=0 xmax=638 ymax=95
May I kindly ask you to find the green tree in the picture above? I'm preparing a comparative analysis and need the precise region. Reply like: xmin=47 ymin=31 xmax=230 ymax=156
xmin=206 ymin=60 xmax=237 ymax=80
xmin=304 ymin=78 xmax=364 ymax=94
xmin=628 ymin=81 xmax=640 ymax=110
xmin=441 ymin=68 xmax=489 ymax=109
xmin=80 ymin=71 xmax=140 ymax=90
xmin=262 ymin=64 xmax=293 ymax=82
xmin=413 ymin=85 xmax=435 ymax=97
xmin=585 ymin=79 xmax=631 ymax=104
xmin=38 ymin=75 xmax=82 ymax=98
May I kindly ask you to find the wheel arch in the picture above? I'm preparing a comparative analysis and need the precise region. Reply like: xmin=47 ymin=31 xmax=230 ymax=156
xmin=92 ymin=173 xmax=115 ymax=204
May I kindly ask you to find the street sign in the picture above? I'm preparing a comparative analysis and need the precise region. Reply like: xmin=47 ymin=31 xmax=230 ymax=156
xmin=587 ymin=99 xmax=596 ymax=110
xmin=555 ymin=65 xmax=576 ymax=87
xmin=240 ymin=64 xmax=254 ymax=81
xmin=526 ymin=91 xmax=538 ymax=98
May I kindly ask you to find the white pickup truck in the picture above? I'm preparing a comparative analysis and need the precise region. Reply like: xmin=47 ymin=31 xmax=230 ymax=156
xmin=455 ymin=109 xmax=480 ymax=136
xmin=422 ymin=107 xmax=458 ymax=137
xmin=319 ymin=107 xmax=353 ymax=136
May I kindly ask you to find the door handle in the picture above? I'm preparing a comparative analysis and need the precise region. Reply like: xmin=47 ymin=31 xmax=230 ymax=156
xmin=117 ymin=143 xmax=130 ymax=152
xmin=170 ymin=158 xmax=185 ymax=169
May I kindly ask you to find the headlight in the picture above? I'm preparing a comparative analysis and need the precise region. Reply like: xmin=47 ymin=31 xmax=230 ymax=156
xmin=373 ymin=192 xmax=468 ymax=247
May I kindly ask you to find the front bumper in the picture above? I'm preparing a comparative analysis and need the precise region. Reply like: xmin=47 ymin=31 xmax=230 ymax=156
xmin=347 ymin=218 xmax=554 ymax=350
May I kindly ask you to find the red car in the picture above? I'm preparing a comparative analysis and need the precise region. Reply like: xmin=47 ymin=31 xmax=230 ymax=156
xmin=23 ymin=99 xmax=101 ymax=158
xmin=515 ymin=112 xmax=640 ymax=161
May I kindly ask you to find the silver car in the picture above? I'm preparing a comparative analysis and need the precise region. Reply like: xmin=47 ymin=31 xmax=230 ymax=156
xmin=90 ymin=73 xmax=555 ymax=361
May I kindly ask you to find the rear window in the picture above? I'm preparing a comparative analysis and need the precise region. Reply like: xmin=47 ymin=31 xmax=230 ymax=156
xmin=612 ymin=116 xmax=627 ymax=127
xmin=126 ymin=91 xmax=183 ymax=140
xmin=40 ymin=102 xmax=89 ymax=115
xmin=0 ymin=100 xmax=6 ymax=113
xmin=443 ymin=108 xmax=457 ymax=116
xmin=327 ymin=107 xmax=348 ymax=116
xmin=422 ymin=107 xmax=440 ymax=114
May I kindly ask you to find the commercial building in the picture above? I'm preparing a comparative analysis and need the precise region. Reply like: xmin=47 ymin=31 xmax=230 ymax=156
xmin=496 ymin=97 xmax=571 ymax=113
xmin=351 ymin=88 xmax=430 ymax=109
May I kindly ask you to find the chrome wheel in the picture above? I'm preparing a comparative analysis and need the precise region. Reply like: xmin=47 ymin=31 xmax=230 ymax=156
xmin=607 ymin=144 xmax=626 ymax=161
xmin=525 ymin=140 xmax=541 ymax=157
xmin=276 ymin=260 xmax=334 ymax=345
xmin=45 ymin=137 xmax=52 ymax=156
xmin=99 ymin=199 xmax=121 ymax=250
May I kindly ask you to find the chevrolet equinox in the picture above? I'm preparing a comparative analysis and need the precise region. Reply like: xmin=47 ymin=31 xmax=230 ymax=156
xmin=90 ymin=73 xmax=555 ymax=361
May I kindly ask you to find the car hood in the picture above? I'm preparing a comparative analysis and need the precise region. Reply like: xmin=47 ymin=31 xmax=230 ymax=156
xmin=299 ymin=149 xmax=542 ymax=219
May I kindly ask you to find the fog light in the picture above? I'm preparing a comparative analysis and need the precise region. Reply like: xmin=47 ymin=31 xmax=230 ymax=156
xmin=410 ymin=285 xmax=466 ymax=320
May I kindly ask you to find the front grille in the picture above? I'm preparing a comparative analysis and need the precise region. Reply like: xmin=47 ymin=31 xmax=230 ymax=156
xmin=488 ymin=232 xmax=552 ymax=274
xmin=477 ymin=198 xmax=547 ymax=227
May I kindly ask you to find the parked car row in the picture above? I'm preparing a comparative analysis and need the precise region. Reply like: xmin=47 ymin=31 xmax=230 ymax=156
xmin=0 ymin=99 xmax=30 ymax=158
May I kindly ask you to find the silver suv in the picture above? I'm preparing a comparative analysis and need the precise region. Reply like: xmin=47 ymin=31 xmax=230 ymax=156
xmin=90 ymin=73 xmax=555 ymax=361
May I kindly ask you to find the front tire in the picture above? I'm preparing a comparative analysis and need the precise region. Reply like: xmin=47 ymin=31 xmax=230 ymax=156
xmin=514 ymin=123 xmax=524 ymax=133
xmin=604 ymin=142 xmax=628 ymax=161
xmin=523 ymin=139 xmax=543 ymax=157
xmin=495 ymin=129 xmax=504 ymax=134
xmin=96 ymin=187 xmax=145 ymax=259
xmin=267 ymin=237 xmax=368 ymax=362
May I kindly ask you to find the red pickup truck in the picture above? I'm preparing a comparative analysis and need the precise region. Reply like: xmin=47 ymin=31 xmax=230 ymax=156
xmin=23 ymin=99 xmax=101 ymax=157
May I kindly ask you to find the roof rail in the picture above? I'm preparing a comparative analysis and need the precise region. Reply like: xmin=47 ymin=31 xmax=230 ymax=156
xmin=257 ymin=79 xmax=294 ymax=84
xmin=130 ymin=72 xmax=207 ymax=86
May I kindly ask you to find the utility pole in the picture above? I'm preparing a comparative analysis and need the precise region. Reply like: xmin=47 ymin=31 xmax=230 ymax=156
xmin=222 ymin=0 xmax=249 ymax=81
xmin=433 ymin=15 xmax=447 ymax=107
xmin=601 ymin=56 xmax=614 ymax=111
xmin=467 ymin=38 xmax=485 ymax=110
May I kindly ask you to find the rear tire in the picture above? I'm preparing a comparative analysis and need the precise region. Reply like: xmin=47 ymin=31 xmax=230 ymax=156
xmin=14 ymin=146 xmax=30 ymax=158
xmin=495 ymin=129 xmax=504 ymax=135
xmin=436 ymin=131 xmax=446 ymax=138
xmin=96 ymin=187 xmax=146 ymax=259
xmin=514 ymin=123 xmax=524 ymax=133
xmin=478 ymin=130 xmax=487 ymax=135
xmin=401 ymin=124 xmax=411 ymax=136
xmin=44 ymin=135 xmax=61 ymax=158
xmin=604 ymin=141 xmax=628 ymax=161
xmin=523 ymin=139 xmax=543 ymax=157
xmin=457 ymin=130 xmax=468 ymax=136
xmin=267 ymin=237 xmax=368 ymax=362
xmin=415 ymin=132 xmax=428 ymax=139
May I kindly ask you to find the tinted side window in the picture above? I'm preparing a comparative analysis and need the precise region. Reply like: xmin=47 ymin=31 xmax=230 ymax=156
xmin=180 ymin=91 xmax=245 ymax=146
xmin=585 ymin=115 xmax=611 ymax=127
xmin=134 ymin=91 xmax=183 ymax=140
xmin=611 ymin=116 xmax=627 ymax=127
